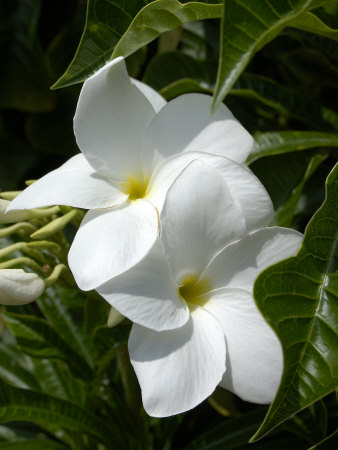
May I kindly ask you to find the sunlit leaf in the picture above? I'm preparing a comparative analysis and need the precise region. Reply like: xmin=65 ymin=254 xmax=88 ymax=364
xmin=248 ymin=131 xmax=338 ymax=164
xmin=252 ymin=163 xmax=338 ymax=440
xmin=213 ymin=0 xmax=329 ymax=110
xmin=53 ymin=0 xmax=222 ymax=89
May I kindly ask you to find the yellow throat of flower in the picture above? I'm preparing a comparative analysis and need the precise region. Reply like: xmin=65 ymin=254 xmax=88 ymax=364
xmin=178 ymin=274 xmax=212 ymax=309
xmin=122 ymin=175 xmax=150 ymax=201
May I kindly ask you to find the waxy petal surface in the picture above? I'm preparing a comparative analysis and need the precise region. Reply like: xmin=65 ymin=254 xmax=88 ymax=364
xmin=147 ymin=152 xmax=273 ymax=230
xmin=7 ymin=154 xmax=128 ymax=210
xmin=129 ymin=307 xmax=226 ymax=417
xmin=74 ymin=57 xmax=156 ymax=181
xmin=131 ymin=78 xmax=166 ymax=113
xmin=204 ymin=288 xmax=283 ymax=403
xmin=161 ymin=161 xmax=246 ymax=284
xmin=142 ymin=93 xmax=253 ymax=171
xmin=68 ymin=200 xmax=158 ymax=291
xmin=97 ymin=241 xmax=189 ymax=332
xmin=203 ymin=227 xmax=303 ymax=292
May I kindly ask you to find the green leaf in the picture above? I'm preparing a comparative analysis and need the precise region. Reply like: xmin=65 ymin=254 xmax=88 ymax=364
xmin=290 ymin=11 xmax=338 ymax=40
xmin=53 ymin=0 xmax=222 ymax=89
xmin=252 ymin=163 xmax=338 ymax=441
xmin=0 ymin=0 xmax=54 ymax=111
xmin=248 ymin=131 xmax=338 ymax=164
xmin=283 ymin=399 xmax=328 ymax=444
xmin=0 ymin=440 xmax=68 ymax=450
xmin=213 ymin=0 xmax=327 ymax=110
xmin=160 ymin=78 xmax=212 ymax=100
xmin=143 ymin=51 xmax=216 ymax=91
xmin=0 ymin=381 xmax=114 ymax=447
xmin=2 ymin=312 xmax=93 ymax=381
xmin=250 ymin=151 xmax=315 ymax=212
xmin=0 ymin=344 xmax=39 ymax=390
xmin=274 ymin=153 xmax=327 ymax=227
xmin=32 ymin=359 xmax=86 ymax=407
xmin=38 ymin=287 xmax=95 ymax=368
xmin=231 ymin=74 xmax=338 ymax=131
xmin=112 ymin=0 xmax=223 ymax=59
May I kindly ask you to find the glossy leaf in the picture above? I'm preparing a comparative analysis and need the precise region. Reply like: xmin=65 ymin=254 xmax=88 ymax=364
xmin=53 ymin=0 xmax=222 ymax=89
xmin=252 ymin=163 xmax=338 ymax=440
xmin=112 ymin=0 xmax=222 ymax=59
xmin=290 ymin=11 xmax=338 ymax=40
xmin=0 ymin=381 xmax=113 ymax=447
xmin=2 ymin=312 xmax=93 ymax=381
xmin=248 ymin=131 xmax=338 ymax=164
xmin=213 ymin=0 xmax=329 ymax=110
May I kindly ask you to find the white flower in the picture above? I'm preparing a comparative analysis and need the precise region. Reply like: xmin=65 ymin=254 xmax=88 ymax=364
xmin=8 ymin=57 xmax=260 ymax=291
xmin=97 ymin=161 xmax=303 ymax=417
xmin=0 ymin=269 xmax=45 ymax=305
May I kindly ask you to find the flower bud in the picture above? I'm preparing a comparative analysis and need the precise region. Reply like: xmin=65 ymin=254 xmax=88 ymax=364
xmin=0 ymin=199 xmax=31 ymax=223
xmin=0 ymin=269 xmax=45 ymax=305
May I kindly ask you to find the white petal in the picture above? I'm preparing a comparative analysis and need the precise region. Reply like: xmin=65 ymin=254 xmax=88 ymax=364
xmin=160 ymin=161 xmax=246 ymax=284
xmin=204 ymin=288 xmax=283 ymax=403
xmin=129 ymin=307 xmax=226 ymax=417
xmin=97 ymin=241 xmax=189 ymax=332
xmin=68 ymin=199 xmax=158 ymax=290
xmin=74 ymin=57 xmax=156 ymax=181
xmin=0 ymin=269 xmax=45 ymax=305
xmin=199 ymin=153 xmax=274 ymax=230
xmin=142 ymin=93 xmax=253 ymax=171
xmin=203 ymin=227 xmax=303 ymax=293
xmin=7 ymin=154 xmax=128 ymax=210
xmin=147 ymin=152 xmax=273 ymax=230
xmin=131 ymin=78 xmax=166 ymax=113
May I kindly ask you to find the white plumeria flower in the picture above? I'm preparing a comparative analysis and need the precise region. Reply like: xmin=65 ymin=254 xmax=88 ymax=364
xmin=97 ymin=161 xmax=303 ymax=417
xmin=0 ymin=269 xmax=45 ymax=305
xmin=8 ymin=57 xmax=262 ymax=291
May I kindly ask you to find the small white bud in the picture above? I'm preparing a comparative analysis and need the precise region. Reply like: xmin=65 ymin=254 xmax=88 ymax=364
xmin=0 ymin=199 xmax=30 ymax=223
xmin=0 ymin=269 xmax=45 ymax=305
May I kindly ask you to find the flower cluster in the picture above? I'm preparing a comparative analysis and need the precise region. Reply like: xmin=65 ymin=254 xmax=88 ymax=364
xmin=6 ymin=58 xmax=303 ymax=416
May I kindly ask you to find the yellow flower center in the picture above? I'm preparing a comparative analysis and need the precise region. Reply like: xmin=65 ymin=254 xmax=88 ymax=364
xmin=122 ymin=175 xmax=150 ymax=201
xmin=178 ymin=273 xmax=212 ymax=309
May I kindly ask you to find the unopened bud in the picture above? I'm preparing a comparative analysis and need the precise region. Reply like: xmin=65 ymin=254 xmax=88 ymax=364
xmin=0 ymin=199 xmax=31 ymax=224
xmin=0 ymin=269 xmax=45 ymax=305
xmin=107 ymin=306 xmax=124 ymax=328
